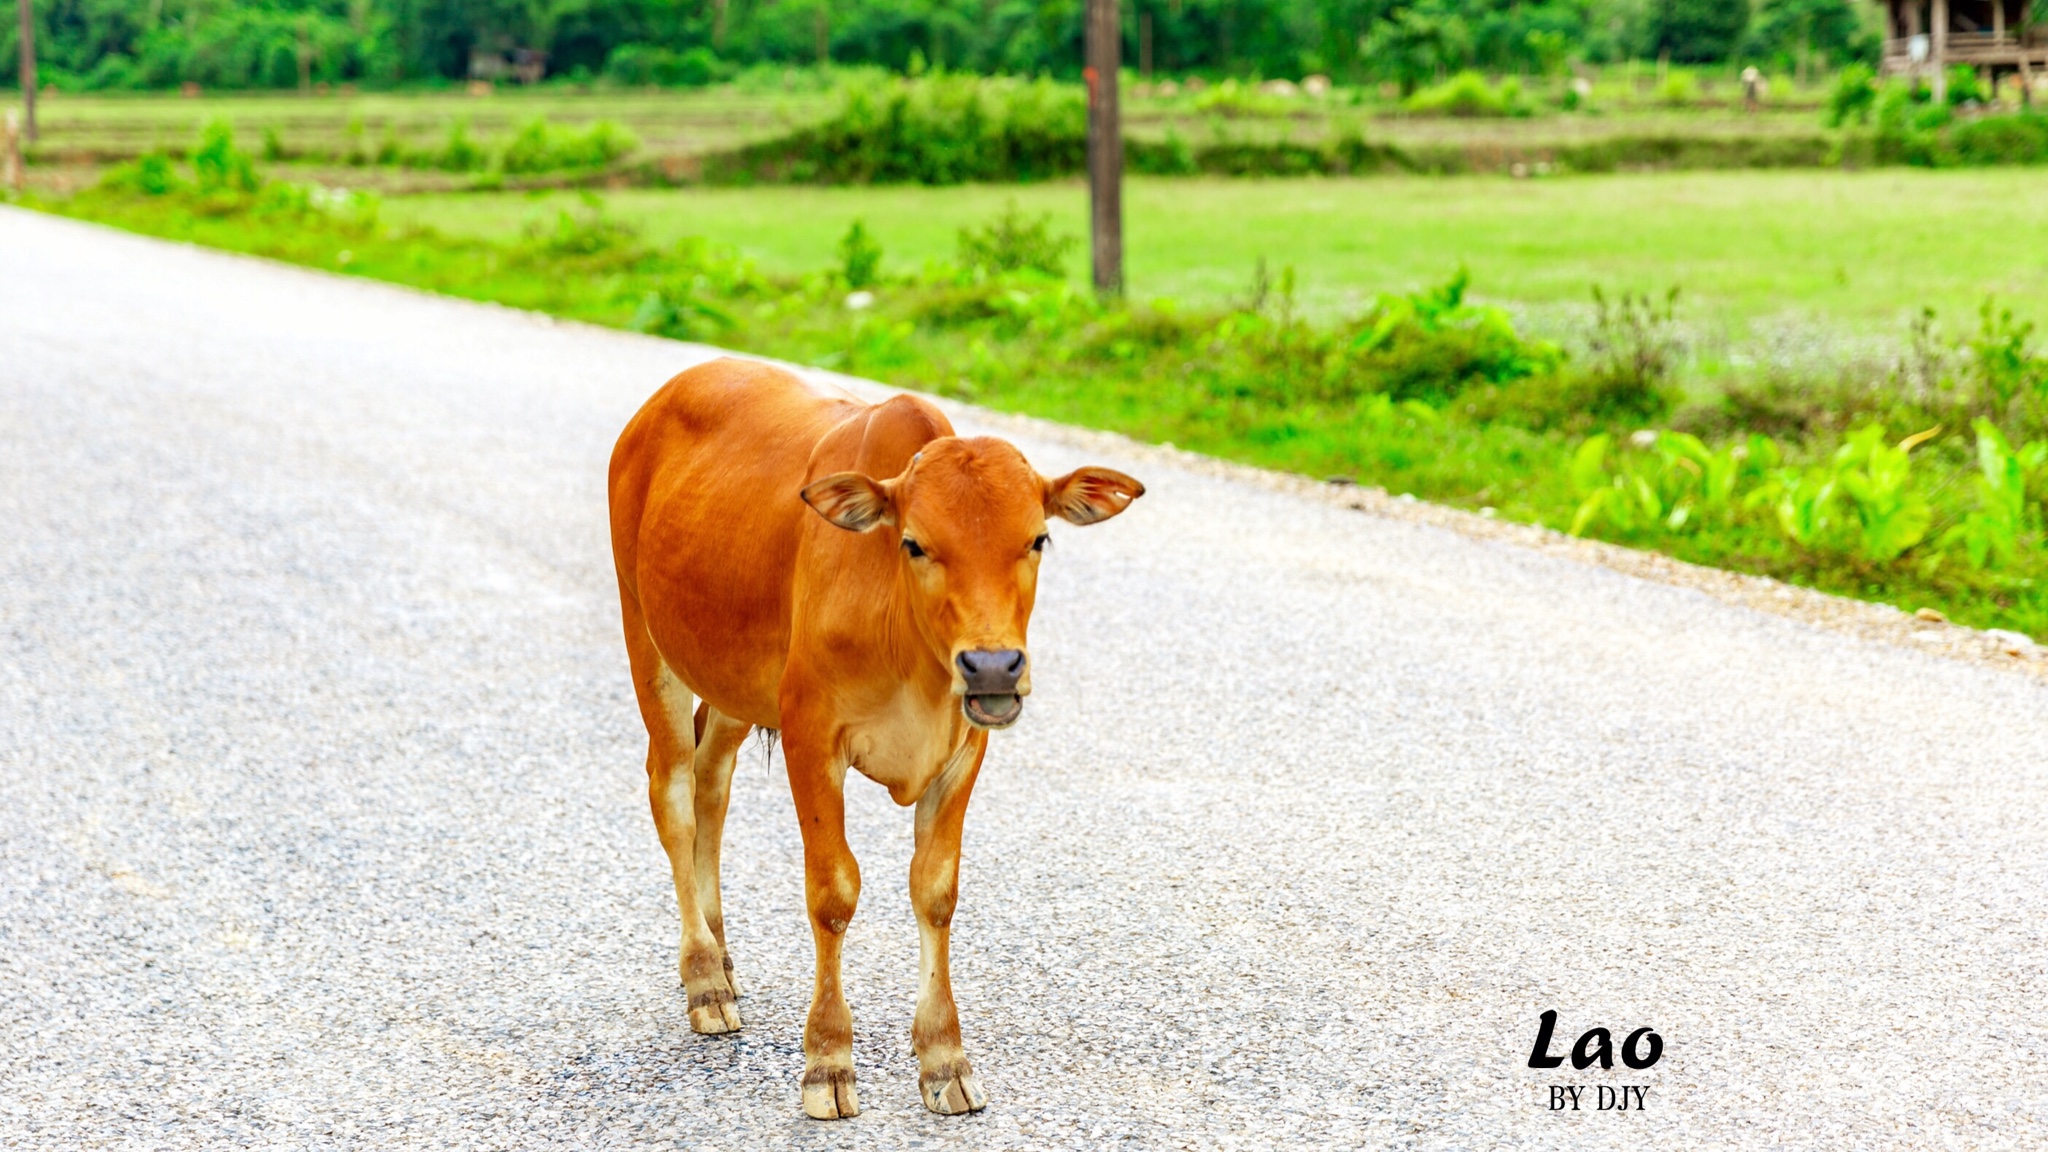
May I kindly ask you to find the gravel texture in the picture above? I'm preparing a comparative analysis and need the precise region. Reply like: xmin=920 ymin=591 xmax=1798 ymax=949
xmin=5 ymin=206 xmax=2048 ymax=1150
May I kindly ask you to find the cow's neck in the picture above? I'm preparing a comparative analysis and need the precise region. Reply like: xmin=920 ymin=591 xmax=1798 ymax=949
xmin=832 ymin=561 xmax=975 ymax=806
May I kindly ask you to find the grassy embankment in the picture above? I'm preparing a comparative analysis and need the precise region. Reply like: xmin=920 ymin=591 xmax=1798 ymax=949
xmin=26 ymin=138 xmax=2048 ymax=641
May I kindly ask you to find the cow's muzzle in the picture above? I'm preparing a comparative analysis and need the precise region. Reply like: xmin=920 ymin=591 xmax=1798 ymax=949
xmin=957 ymin=648 xmax=1026 ymax=729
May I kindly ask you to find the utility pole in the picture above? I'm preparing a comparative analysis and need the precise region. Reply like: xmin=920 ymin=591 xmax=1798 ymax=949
xmin=1085 ymin=0 xmax=1122 ymax=296
xmin=17 ymin=0 xmax=36 ymax=143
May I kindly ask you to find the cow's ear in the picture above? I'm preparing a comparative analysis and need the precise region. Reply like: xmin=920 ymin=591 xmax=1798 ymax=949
xmin=1044 ymin=467 xmax=1145 ymax=526
xmin=801 ymin=472 xmax=897 ymax=532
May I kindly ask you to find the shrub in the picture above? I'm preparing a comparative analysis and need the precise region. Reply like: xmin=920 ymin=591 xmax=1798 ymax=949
xmin=100 ymin=151 xmax=183 ymax=196
xmin=1945 ymin=64 xmax=1989 ymax=106
xmin=1826 ymin=64 xmax=1877 ymax=127
xmin=1338 ymin=269 xmax=1561 ymax=404
xmin=840 ymin=220 xmax=883 ymax=288
xmin=520 ymin=197 xmax=641 ymax=257
xmin=435 ymin=120 xmax=487 ymax=172
xmin=192 ymin=120 xmax=261 ymax=194
xmin=709 ymin=75 xmax=1087 ymax=185
xmin=956 ymin=202 xmax=1078 ymax=278
xmin=604 ymin=44 xmax=730 ymax=87
xmin=1404 ymin=71 xmax=1526 ymax=117
xmin=500 ymin=119 xmax=640 ymax=173
xmin=1581 ymin=287 xmax=1682 ymax=420
xmin=1951 ymin=113 xmax=2048 ymax=166
xmin=1656 ymin=71 xmax=1701 ymax=107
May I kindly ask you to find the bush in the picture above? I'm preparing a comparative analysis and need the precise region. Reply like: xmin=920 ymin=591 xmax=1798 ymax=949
xmin=709 ymin=75 xmax=1087 ymax=185
xmin=1826 ymin=64 xmax=1877 ymax=127
xmin=1404 ymin=71 xmax=1526 ymax=117
xmin=1945 ymin=64 xmax=1989 ymax=106
xmin=1951 ymin=113 xmax=2048 ymax=166
xmin=1337 ymin=269 xmax=1561 ymax=405
xmin=192 ymin=120 xmax=261 ymax=194
xmin=839 ymin=220 xmax=883 ymax=288
xmin=520 ymin=197 xmax=641 ymax=257
xmin=956 ymin=202 xmax=1078 ymax=278
xmin=500 ymin=119 xmax=640 ymax=173
xmin=604 ymin=44 xmax=730 ymax=87
xmin=434 ymin=120 xmax=487 ymax=172
xmin=1656 ymin=71 xmax=1701 ymax=107
xmin=100 ymin=151 xmax=183 ymax=195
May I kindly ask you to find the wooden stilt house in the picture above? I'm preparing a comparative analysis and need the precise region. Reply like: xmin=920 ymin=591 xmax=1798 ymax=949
xmin=1878 ymin=0 xmax=2048 ymax=97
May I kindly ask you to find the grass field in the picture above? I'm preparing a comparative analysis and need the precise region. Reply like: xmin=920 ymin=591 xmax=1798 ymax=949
xmin=379 ymin=170 xmax=2048 ymax=359
xmin=20 ymin=85 xmax=839 ymax=163
xmin=17 ymin=73 xmax=1833 ymax=170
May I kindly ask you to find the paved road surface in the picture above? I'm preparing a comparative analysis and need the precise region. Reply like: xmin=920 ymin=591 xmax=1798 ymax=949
xmin=5 ymin=207 xmax=2048 ymax=1150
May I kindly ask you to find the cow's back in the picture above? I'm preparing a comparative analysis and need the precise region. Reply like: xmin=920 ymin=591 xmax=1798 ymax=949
xmin=609 ymin=358 xmax=949 ymax=728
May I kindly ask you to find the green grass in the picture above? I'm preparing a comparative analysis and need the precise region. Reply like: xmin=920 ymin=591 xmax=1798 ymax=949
xmin=20 ymin=75 xmax=1831 ymax=160
xmin=33 ymin=157 xmax=2048 ymax=643
xmin=379 ymin=170 xmax=2048 ymax=340
xmin=23 ymin=86 xmax=836 ymax=163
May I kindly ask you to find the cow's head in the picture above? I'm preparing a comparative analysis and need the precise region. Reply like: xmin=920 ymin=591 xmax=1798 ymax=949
xmin=801 ymin=437 xmax=1143 ymax=730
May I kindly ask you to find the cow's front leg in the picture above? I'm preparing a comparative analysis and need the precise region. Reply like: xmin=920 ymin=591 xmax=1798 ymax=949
xmin=788 ymin=729 xmax=861 ymax=1120
xmin=690 ymin=703 xmax=752 ymax=999
xmin=911 ymin=736 xmax=988 ymax=1115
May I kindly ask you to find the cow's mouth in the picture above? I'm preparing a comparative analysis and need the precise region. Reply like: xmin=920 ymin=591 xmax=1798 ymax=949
xmin=963 ymin=693 xmax=1023 ymax=729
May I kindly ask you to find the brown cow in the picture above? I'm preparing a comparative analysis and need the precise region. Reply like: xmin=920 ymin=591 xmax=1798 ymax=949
xmin=607 ymin=358 xmax=1143 ymax=1119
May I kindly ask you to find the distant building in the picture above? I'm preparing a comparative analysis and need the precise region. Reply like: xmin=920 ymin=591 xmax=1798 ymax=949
xmin=1877 ymin=0 xmax=2046 ymax=95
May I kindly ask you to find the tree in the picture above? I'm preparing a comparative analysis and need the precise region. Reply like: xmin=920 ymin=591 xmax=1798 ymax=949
xmin=1742 ymin=0 xmax=1870 ymax=75
xmin=1646 ymin=0 xmax=1747 ymax=63
xmin=1361 ymin=2 xmax=1473 ymax=95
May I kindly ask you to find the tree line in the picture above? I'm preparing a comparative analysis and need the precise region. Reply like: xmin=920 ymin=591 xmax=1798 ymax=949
xmin=4 ymin=0 xmax=1878 ymax=93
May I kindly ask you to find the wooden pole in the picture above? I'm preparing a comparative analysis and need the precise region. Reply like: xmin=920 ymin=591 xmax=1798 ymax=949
xmin=2018 ymin=0 xmax=2035 ymax=107
xmin=16 ymin=0 xmax=35 ymax=143
xmin=3 ymin=107 xmax=21 ymax=190
xmin=1932 ymin=0 xmax=1948 ymax=101
xmin=1085 ymin=0 xmax=1122 ymax=297
xmin=815 ymin=3 xmax=830 ymax=67
xmin=1140 ymin=11 xmax=1153 ymax=82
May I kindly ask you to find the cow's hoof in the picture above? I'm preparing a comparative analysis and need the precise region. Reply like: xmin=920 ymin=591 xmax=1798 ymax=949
xmin=920 ymin=1064 xmax=987 ymax=1115
xmin=722 ymin=954 xmax=741 ymax=999
xmin=687 ymin=987 xmax=741 ymax=1035
xmin=801 ymin=1063 xmax=859 ymax=1120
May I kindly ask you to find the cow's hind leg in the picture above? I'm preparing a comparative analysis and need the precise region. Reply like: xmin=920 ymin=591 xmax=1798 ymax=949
xmin=623 ymin=608 xmax=741 ymax=1035
xmin=911 ymin=737 xmax=988 ymax=1115
xmin=690 ymin=702 xmax=751 ymax=999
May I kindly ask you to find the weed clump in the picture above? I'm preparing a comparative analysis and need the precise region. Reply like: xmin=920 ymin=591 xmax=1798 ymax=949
xmin=956 ymin=202 xmax=1077 ymax=278
xmin=1403 ymin=72 xmax=1530 ymax=118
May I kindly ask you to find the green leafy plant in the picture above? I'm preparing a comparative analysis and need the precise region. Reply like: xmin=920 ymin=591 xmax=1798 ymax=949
xmin=1831 ymin=424 xmax=1938 ymax=561
xmin=1942 ymin=419 xmax=2047 ymax=569
xmin=192 ymin=120 xmax=261 ymax=195
xmin=1826 ymin=64 xmax=1877 ymax=127
xmin=956 ymin=202 xmax=1078 ymax=278
xmin=500 ymin=119 xmax=640 ymax=174
xmin=1403 ymin=71 xmax=1527 ymax=118
xmin=436 ymin=120 xmax=487 ymax=172
xmin=1582 ymin=286 xmax=1682 ymax=421
xmin=521 ymin=196 xmax=640 ymax=257
xmin=839 ymin=220 xmax=884 ymax=289
xmin=99 ymin=151 xmax=183 ymax=196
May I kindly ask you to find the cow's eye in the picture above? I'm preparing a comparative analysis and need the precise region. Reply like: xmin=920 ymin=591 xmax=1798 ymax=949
xmin=902 ymin=537 xmax=927 ymax=559
xmin=1031 ymin=533 xmax=1050 ymax=553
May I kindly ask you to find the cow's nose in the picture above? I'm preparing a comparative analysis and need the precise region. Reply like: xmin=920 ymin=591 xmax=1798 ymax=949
xmin=956 ymin=648 xmax=1026 ymax=694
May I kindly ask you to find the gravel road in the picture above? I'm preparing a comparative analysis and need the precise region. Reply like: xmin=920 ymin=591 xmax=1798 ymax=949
xmin=5 ymin=206 xmax=2048 ymax=1150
